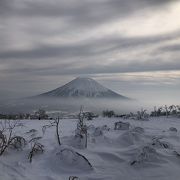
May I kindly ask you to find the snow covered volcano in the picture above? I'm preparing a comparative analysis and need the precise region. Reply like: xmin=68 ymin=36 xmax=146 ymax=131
xmin=38 ymin=77 xmax=129 ymax=99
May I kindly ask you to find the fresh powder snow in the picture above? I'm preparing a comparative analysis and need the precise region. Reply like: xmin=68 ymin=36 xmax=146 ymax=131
xmin=1 ymin=117 xmax=180 ymax=180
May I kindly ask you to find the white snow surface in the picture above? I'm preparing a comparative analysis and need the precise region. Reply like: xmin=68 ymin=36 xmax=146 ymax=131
xmin=1 ymin=117 xmax=180 ymax=180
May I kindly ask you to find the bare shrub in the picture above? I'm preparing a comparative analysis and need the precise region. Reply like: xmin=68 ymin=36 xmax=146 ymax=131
xmin=124 ymin=109 xmax=149 ymax=121
xmin=28 ymin=142 xmax=44 ymax=163
xmin=59 ymin=148 xmax=93 ymax=169
xmin=10 ymin=136 xmax=26 ymax=150
xmin=137 ymin=109 xmax=149 ymax=121
xmin=0 ymin=120 xmax=25 ymax=155
xmin=75 ymin=106 xmax=88 ymax=148
xmin=102 ymin=110 xmax=115 ymax=118
xmin=42 ymin=115 xmax=62 ymax=146
xmin=151 ymin=105 xmax=180 ymax=117
xmin=28 ymin=136 xmax=44 ymax=163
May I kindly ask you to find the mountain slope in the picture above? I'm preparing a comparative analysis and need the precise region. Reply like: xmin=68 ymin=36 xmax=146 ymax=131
xmin=38 ymin=77 xmax=130 ymax=99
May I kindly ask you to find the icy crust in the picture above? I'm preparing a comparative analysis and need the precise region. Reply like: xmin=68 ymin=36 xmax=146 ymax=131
xmin=39 ymin=77 xmax=127 ymax=98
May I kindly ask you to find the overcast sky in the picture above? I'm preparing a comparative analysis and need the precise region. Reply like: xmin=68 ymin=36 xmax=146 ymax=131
xmin=0 ymin=0 xmax=180 ymax=104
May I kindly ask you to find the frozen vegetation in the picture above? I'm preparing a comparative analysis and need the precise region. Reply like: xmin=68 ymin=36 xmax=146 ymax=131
xmin=1 ymin=109 xmax=180 ymax=180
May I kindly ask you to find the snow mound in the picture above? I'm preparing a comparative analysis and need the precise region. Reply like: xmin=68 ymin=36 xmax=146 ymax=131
xmin=48 ymin=146 xmax=93 ymax=173
xmin=130 ymin=146 xmax=158 ymax=165
xmin=116 ymin=130 xmax=143 ymax=146
xmin=130 ymin=146 xmax=166 ymax=166
xmin=131 ymin=127 xmax=145 ymax=134
xmin=88 ymin=125 xmax=110 ymax=134
xmin=93 ymin=127 xmax=104 ymax=137
xmin=151 ymin=137 xmax=172 ymax=149
xmin=114 ymin=121 xmax=130 ymax=130
xmin=87 ymin=125 xmax=110 ymax=139
xmin=97 ymin=151 xmax=125 ymax=163
xmin=169 ymin=127 xmax=178 ymax=132
xmin=87 ymin=125 xmax=96 ymax=132
xmin=101 ymin=125 xmax=110 ymax=131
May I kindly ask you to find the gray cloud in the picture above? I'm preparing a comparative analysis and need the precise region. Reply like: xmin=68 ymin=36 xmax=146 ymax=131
xmin=2 ymin=57 xmax=180 ymax=77
xmin=0 ymin=0 xmax=180 ymax=101
xmin=0 ymin=30 xmax=179 ymax=60
xmin=0 ymin=0 xmax=12 ymax=15
xmin=158 ymin=44 xmax=180 ymax=52
xmin=1 ymin=0 xmax=176 ymax=27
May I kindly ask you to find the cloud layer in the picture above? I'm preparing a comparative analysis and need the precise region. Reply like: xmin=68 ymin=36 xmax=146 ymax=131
xmin=0 ymin=0 xmax=180 ymax=102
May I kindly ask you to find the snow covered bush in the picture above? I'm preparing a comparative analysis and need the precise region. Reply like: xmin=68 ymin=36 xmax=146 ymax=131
xmin=151 ymin=137 xmax=171 ymax=149
xmin=49 ymin=146 xmax=93 ymax=172
xmin=87 ymin=125 xmax=109 ymax=141
xmin=151 ymin=105 xmax=180 ymax=117
xmin=93 ymin=127 xmax=104 ymax=136
xmin=87 ymin=124 xmax=96 ymax=132
xmin=102 ymin=110 xmax=115 ymax=118
xmin=114 ymin=121 xmax=130 ymax=130
xmin=117 ymin=129 xmax=143 ymax=147
xmin=123 ymin=110 xmax=149 ymax=121
xmin=169 ymin=127 xmax=177 ymax=132
xmin=84 ymin=111 xmax=98 ymax=120
xmin=88 ymin=125 xmax=109 ymax=135
xmin=131 ymin=127 xmax=145 ymax=134
xmin=130 ymin=146 xmax=159 ymax=165
xmin=34 ymin=109 xmax=48 ymax=120
xmin=136 ymin=109 xmax=149 ymax=121
xmin=101 ymin=125 xmax=110 ymax=131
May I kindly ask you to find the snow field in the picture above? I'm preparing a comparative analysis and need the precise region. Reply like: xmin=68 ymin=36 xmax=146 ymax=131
xmin=1 ymin=117 xmax=180 ymax=180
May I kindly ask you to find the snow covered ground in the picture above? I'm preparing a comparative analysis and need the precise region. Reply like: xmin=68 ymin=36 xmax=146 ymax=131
xmin=1 ymin=117 xmax=180 ymax=180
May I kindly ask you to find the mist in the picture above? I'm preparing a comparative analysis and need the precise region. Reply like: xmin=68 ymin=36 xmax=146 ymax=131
xmin=0 ymin=96 xmax=171 ymax=115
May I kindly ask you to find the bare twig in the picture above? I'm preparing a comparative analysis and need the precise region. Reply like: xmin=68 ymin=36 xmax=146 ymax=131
xmin=60 ymin=148 xmax=93 ymax=169
xmin=42 ymin=115 xmax=62 ymax=146
xmin=0 ymin=120 xmax=25 ymax=156
xmin=28 ymin=142 xmax=44 ymax=163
